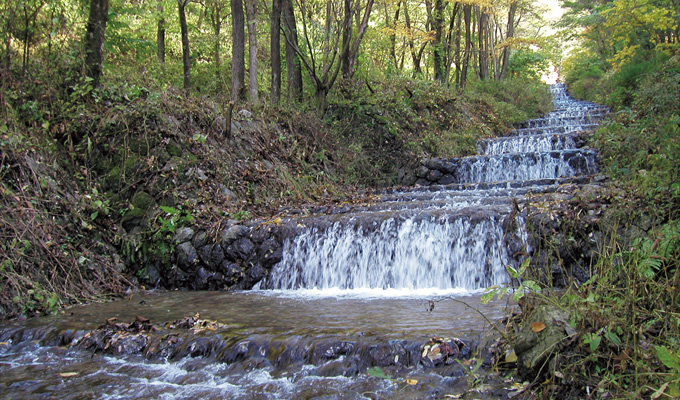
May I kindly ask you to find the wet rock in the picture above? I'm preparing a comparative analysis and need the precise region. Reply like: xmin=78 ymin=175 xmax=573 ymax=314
xmin=367 ymin=341 xmax=407 ymax=367
xmin=109 ymin=334 xmax=149 ymax=356
xmin=243 ymin=264 xmax=267 ymax=288
xmin=192 ymin=230 xmax=208 ymax=248
xmin=197 ymin=245 xmax=213 ymax=267
xmin=258 ymin=239 xmax=283 ymax=268
xmin=144 ymin=264 xmax=162 ymax=287
xmin=426 ymin=169 xmax=443 ymax=182
xmin=438 ymin=174 xmax=455 ymax=185
xmin=313 ymin=357 xmax=362 ymax=377
xmin=249 ymin=226 xmax=274 ymax=244
xmin=415 ymin=165 xmax=429 ymax=178
xmin=420 ymin=337 xmax=469 ymax=367
xmin=171 ymin=336 xmax=226 ymax=359
xmin=165 ymin=265 xmax=191 ymax=288
xmin=220 ymin=260 xmax=243 ymax=284
xmin=174 ymin=227 xmax=195 ymax=244
xmin=311 ymin=341 xmax=356 ymax=364
xmin=226 ymin=237 xmax=255 ymax=261
xmin=196 ymin=244 xmax=224 ymax=269
xmin=220 ymin=225 xmax=249 ymax=245
xmin=176 ymin=242 xmax=199 ymax=271
xmin=424 ymin=159 xmax=456 ymax=174
xmin=194 ymin=267 xmax=212 ymax=289
xmin=210 ymin=244 xmax=225 ymax=268
xmin=514 ymin=305 xmax=576 ymax=379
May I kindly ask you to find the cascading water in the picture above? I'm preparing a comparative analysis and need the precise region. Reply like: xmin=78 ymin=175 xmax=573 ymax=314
xmin=263 ymin=83 xmax=605 ymax=293
xmin=266 ymin=215 xmax=515 ymax=290
xmin=0 ymin=84 xmax=609 ymax=400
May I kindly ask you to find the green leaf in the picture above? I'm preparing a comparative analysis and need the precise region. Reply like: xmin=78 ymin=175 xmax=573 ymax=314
xmin=481 ymin=285 xmax=499 ymax=304
xmin=367 ymin=366 xmax=391 ymax=379
xmin=90 ymin=211 xmax=99 ymax=220
xmin=160 ymin=206 xmax=179 ymax=215
xmin=604 ymin=330 xmax=622 ymax=347
xmin=519 ymin=257 xmax=530 ymax=273
xmin=506 ymin=265 xmax=519 ymax=279
xmin=584 ymin=333 xmax=601 ymax=352
xmin=655 ymin=346 xmax=680 ymax=372
xmin=522 ymin=280 xmax=542 ymax=293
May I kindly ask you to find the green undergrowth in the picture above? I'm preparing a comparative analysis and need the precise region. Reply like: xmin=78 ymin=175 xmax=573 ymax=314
xmin=326 ymin=76 xmax=552 ymax=185
xmin=504 ymin=216 xmax=680 ymax=399
xmin=508 ymin=51 xmax=680 ymax=399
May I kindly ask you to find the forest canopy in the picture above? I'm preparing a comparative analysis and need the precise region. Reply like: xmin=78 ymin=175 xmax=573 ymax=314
xmin=0 ymin=0 xmax=564 ymax=106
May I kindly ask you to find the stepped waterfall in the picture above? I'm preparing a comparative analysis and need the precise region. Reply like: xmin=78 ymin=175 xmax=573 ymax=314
xmin=264 ymin=83 xmax=606 ymax=292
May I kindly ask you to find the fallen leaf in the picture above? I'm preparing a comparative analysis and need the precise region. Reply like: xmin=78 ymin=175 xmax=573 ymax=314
xmin=505 ymin=349 xmax=518 ymax=363
xmin=59 ymin=372 xmax=79 ymax=378
xmin=405 ymin=378 xmax=418 ymax=385
xmin=531 ymin=322 xmax=547 ymax=332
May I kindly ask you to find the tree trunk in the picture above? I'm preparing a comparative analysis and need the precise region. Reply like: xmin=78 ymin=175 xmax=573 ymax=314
xmin=459 ymin=4 xmax=471 ymax=90
xmin=85 ymin=0 xmax=109 ymax=88
xmin=404 ymin=2 xmax=421 ymax=76
xmin=432 ymin=0 xmax=445 ymax=84
xmin=345 ymin=0 xmax=374 ymax=78
xmin=271 ymin=0 xmax=282 ymax=105
xmin=385 ymin=0 xmax=401 ymax=70
xmin=454 ymin=9 xmax=461 ymax=86
xmin=444 ymin=4 xmax=460 ymax=86
xmin=178 ymin=0 xmax=191 ymax=92
xmin=282 ymin=0 xmax=302 ymax=101
xmin=498 ymin=0 xmax=516 ymax=81
xmin=340 ymin=0 xmax=352 ymax=76
xmin=245 ymin=0 xmax=258 ymax=103
xmin=3 ymin=5 xmax=15 ymax=73
xmin=208 ymin=0 xmax=226 ymax=90
xmin=231 ymin=0 xmax=246 ymax=102
xmin=478 ymin=9 xmax=489 ymax=80
xmin=214 ymin=19 xmax=221 ymax=85
xmin=157 ymin=0 xmax=165 ymax=64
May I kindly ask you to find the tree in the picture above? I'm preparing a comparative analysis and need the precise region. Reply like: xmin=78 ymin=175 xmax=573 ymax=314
xmin=85 ymin=0 xmax=108 ymax=88
xmin=245 ymin=0 xmax=258 ymax=103
xmin=177 ymin=0 xmax=192 ymax=92
xmin=497 ymin=0 xmax=517 ymax=81
xmin=459 ymin=4 xmax=472 ymax=89
xmin=1 ymin=0 xmax=17 ymax=72
xmin=231 ymin=0 xmax=246 ymax=102
xmin=282 ymin=0 xmax=345 ymax=111
xmin=402 ymin=0 xmax=428 ymax=76
xmin=271 ymin=0 xmax=282 ymax=105
xmin=157 ymin=0 xmax=165 ymax=64
xmin=340 ymin=0 xmax=375 ymax=78
xmin=431 ymin=0 xmax=445 ymax=83
xmin=207 ymin=0 xmax=228 ymax=89
xmin=282 ymin=0 xmax=302 ymax=101
xmin=478 ymin=7 xmax=490 ymax=80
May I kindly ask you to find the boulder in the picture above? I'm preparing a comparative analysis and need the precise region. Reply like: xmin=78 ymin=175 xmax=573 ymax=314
xmin=173 ymin=227 xmax=195 ymax=244
xmin=176 ymin=242 xmax=198 ymax=271
xmin=220 ymin=225 xmax=249 ymax=245
xmin=514 ymin=304 xmax=576 ymax=379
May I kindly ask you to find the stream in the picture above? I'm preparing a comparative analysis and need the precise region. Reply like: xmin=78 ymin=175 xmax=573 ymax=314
xmin=0 ymin=84 xmax=606 ymax=399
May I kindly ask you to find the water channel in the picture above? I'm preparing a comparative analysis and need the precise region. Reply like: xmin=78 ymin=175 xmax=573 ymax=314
xmin=0 ymin=84 xmax=606 ymax=399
